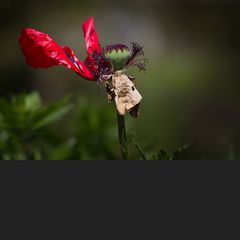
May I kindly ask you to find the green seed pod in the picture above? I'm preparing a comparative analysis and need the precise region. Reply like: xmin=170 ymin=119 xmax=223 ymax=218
xmin=104 ymin=44 xmax=131 ymax=71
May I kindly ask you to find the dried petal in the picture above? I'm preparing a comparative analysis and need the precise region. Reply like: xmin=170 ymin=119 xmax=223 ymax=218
xmin=112 ymin=73 xmax=142 ymax=117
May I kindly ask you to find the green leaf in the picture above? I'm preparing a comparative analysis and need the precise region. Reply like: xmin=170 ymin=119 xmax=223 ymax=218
xmin=132 ymin=133 xmax=148 ymax=160
xmin=32 ymin=96 xmax=73 ymax=130
xmin=22 ymin=92 xmax=42 ymax=112
xmin=152 ymin=150 xmax=172 ymax=160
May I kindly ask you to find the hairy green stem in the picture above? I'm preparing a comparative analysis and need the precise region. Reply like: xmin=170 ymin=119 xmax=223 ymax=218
xmin=116 ymin=111 xmax=130 ymax=160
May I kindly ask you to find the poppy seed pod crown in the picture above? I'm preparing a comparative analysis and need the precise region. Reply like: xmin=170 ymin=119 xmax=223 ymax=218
xmin=104 ymin=44 xmax=131 ymax=71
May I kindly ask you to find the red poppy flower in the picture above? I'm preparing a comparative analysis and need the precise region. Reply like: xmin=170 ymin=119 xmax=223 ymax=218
xmin=19 ymin=16 xmax=146 ymax=81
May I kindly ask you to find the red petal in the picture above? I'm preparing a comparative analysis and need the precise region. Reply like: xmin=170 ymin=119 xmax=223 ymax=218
xmin=19 ymin=28 xmax=95 ymax=80
xmin=61 ymin=46 xmax=95 ymax=80
xmin=82 ymin=16 xmax=101 ymax=55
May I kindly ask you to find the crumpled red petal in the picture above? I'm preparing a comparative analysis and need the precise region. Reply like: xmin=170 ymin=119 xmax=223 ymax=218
xmin=82 ymin=16 xmax=101 ymax=55
xmin=19 ymin=28 xmax=95 ymax=80
xmin=61 ymin=46 xmax=95 ymax=80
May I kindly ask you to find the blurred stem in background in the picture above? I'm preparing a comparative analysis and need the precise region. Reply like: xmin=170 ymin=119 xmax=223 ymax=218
xmin=116 ymin=111 xmax=130 ymax=160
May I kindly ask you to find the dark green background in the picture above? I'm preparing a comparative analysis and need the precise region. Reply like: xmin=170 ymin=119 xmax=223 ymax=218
xmin=1 ymin=0 xmax=240 ymax=159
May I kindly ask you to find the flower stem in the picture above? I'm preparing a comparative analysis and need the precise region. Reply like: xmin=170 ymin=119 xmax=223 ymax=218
xmin=116 ymin=111 xmax=130 ymax=160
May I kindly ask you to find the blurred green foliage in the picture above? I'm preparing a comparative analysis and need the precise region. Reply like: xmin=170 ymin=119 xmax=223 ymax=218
xmin=0 ymin=91 xmax=199 ymax=160
xmin=0 ymin=92 xmax=73 ymax=159
xmin=0 ymin=92 xmax=125 ymax=160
